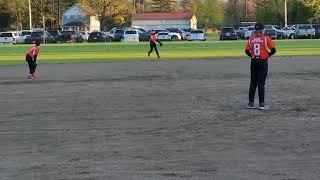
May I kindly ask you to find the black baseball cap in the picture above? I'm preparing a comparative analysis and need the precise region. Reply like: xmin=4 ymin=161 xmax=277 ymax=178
xmin=255 ymin=22 xmax=265 ymax=30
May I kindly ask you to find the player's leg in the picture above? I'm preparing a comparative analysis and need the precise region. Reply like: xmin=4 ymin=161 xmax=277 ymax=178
xmin=257 ymin=59 xmax=269 ymax=109
xmin=154 ymin=45 xmax=160 ymax=58
xmin=248 ymin=59 xmax=258 ymax=108
xmin=148 ymin=43 xmax=154 ymax=56
xmin=26 ymin=56 xmax=34 ymax=79
xmin=31 ymin=62 xmax=38 ymax=79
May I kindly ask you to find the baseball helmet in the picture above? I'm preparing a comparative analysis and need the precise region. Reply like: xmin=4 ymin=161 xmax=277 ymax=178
xmin=255 ymin=22 xmax=265 ymax=30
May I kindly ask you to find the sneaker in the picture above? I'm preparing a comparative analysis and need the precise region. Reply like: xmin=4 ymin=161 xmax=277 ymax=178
xmin=27 ymin=74 xmax=33 ymax=80
xmin=258 ymin=103 xmax=269 ymax=110
xmin=31 ymin=74 xmax=37 ymax=79
xmin=247 ymin=102 xmax=255 ymax=109
xmin=27 ymin=74 xmax=36 ymax=80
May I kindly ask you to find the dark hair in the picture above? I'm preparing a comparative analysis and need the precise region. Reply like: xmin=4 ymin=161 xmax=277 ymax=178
xmin=35 ymin=42 xmax=41 ymax=46
xmin=255 ymin=22 xmax=265 ymax=31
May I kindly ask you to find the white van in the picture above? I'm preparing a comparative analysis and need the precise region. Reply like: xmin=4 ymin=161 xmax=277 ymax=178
xmin=0 ymin=32 xmax=22 ymax=44
xmin=188 ymin=29 xmax=206 ymax=41
xmin=19 ymin=30 xmax=32 ymax=44
xmin=123 ymin=30 xmax=139 ymax=42
xmin=157 ymin=31 xmax=171 ymax=41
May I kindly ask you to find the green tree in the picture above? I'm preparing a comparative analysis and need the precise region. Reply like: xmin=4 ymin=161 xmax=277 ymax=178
xmin=0 ymin=2 xmax=12 ymax=30
xmin=256 ymin=0 xmax=284 ymax=25
xmin=288 ymin=0 xmax=314 ymax=23
xmin=80 ymin=0 xmax=133 ymax=30
xmin=1 ymin=0 xmax=29 ymax=30
xmin=299 ymin=0 xmax=320 ymax=22
xmin=180 ymin=0 xmax=197 ymax=13
xmin=196 ymin=0 xmax=223 ymax=28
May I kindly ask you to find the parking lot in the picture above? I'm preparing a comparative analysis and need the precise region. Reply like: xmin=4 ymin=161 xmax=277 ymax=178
xmin=1 ymin=23 xmax=319 ymax=45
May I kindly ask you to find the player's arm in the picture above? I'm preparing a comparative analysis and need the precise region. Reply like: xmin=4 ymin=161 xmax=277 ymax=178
xmin=267 ymin=37 xmax=276 ymax=57
xmin=245 ymin=40 xmax=252 ymax=57
xmin=156 ymin=39 xmax=162 ymax=46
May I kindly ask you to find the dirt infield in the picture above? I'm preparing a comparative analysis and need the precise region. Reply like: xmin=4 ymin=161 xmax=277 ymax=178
xmin=0 ymin=57 xmax=320 ymax=180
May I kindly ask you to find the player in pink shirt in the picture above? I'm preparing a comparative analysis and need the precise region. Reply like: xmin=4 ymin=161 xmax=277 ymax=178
xmin=26 ymin=42 xmax=41 ymax=80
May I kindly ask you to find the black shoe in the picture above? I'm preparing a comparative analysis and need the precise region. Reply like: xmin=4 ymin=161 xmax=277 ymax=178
xmin=157 ymin=56 xmax=160 ymax=59
xmin=258 ymin=103 xmax=269 ymax=110
xmin=148 ymin=52 xmax=150 ymax=57
xmin=247 ymin=102 xmax=255 ymax=109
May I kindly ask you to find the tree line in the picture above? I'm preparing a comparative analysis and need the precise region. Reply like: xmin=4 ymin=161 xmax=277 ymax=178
xmin=224 ymin=0 xmax=319 ymax=27
xmin=0 ymin=0 xmax=319 ymax=31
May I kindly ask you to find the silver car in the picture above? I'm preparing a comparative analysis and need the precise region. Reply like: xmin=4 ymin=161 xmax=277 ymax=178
xmin=294 ymin=24 xmax=315 ymax=39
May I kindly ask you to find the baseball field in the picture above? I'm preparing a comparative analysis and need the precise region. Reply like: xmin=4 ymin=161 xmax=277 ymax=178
xmin=0 ymin=40 xmax=320 ymax=179
xmin=0 ymin=39 xmax=320 ymax=65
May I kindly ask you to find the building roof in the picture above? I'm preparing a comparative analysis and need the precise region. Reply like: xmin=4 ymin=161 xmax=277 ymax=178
xmin=62 ymin=3 xmax=94 ymax=16
xmin=132 ymin=12 xmax=193 ymax=21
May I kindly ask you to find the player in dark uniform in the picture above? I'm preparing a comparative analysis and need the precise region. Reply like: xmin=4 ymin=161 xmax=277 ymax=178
xmin=148 ymin=32 xmax=163 ymax=59
xmin=245 ymin=22 xmax=277 ymax=110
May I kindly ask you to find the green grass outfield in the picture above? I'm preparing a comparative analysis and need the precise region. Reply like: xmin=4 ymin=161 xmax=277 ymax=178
xmin=0 ymin=39 xmax=320 ymax=65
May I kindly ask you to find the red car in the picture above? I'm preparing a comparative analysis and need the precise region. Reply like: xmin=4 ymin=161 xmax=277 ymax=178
xmin=312 ymin=24 xmax=320 ymax=38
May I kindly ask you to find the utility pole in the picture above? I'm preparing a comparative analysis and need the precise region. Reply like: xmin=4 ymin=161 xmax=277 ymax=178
xmin=28 ymin=0 xmax=32 ymax=31
xmin=57 ymin=0 xmax=61 ymax=30
xmin=284 ymin=0 xmax=288 ymax=27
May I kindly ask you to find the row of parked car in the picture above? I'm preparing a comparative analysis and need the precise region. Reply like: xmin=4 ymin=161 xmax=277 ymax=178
xmin=0 ymin=27 xmax=206 ymax=44
xmin=92 ymin=27 xmax=206 ymax=42
xmin=219 ymin=24 xmax=320 ymax=40
xmin=0 ymin=30 xmax=90 ymax=44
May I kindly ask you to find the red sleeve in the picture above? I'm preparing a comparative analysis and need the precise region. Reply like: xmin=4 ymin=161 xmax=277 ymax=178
xmin=245 ymin=38 xmax=251 ymax=50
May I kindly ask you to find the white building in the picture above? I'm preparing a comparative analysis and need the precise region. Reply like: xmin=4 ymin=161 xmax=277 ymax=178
xmin=62 ymin=4 xmax=100 ymax=32
xmin=132 ymin=12 xmax=197 ymax=30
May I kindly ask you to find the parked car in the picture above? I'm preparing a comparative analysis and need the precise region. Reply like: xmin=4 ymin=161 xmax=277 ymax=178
xmin=56 ymin=31 xmax=77 ymax=43
xmin=47 ymin=30 xmax=61 ymax=39
xmin=312 ymin=24 xmax=320 ymax=38
xmin=294 ymin=24 xmax=315 ymax=39
xmin=21 ymin=30 xmax=32 ymax=37
xmin=275 ymin=29 xmax=285 ymax=39
xmin=88 ymin=32 xmax=112 ymax=42
xmin=122 ymin=29 xmax=139 ymax=42
xmin=166 ymin=28 xmax=187 ymax=40
xmin=106 ymin=28 xmax=124 ymax=42
xmin=236 ymin=27 xmax=244 ymax=39
xmin=264 ymin=25 xmax=277 ymax=39
xmin=136 ymin=28 xmax=150 ymax=41
xmin=243 ymin=26 xmax=255 ymax=39
xmin=219 ymin=27 xmax=237 ymax=40
xmin=130 ymin=27 xmax=150 ymax=41
xmin=188 ymin=29 xmax=206 ymax=41
xmin=282 ymin=26 xmax=296 ymax=39
xmin=79 ymin=31 xmax=90 ymax=41
xmin=25 ymin=31 xmax=56 ymax=44
xmin=20 ymin=30 xmax=33 ymax=43
xmin=157 ymin=31 xmax=172 ymax=41
xmin=0 ymin=31 xmax=24 ymax=44
xmin=152 ymin=29 xmax=182 ymax=41
xmin=183 ymin=28 xmax=192 ymax=39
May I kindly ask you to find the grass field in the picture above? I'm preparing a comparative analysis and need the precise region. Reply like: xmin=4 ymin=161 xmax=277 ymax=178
xmin=0 ymin=39 xmax=320 ymax=65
